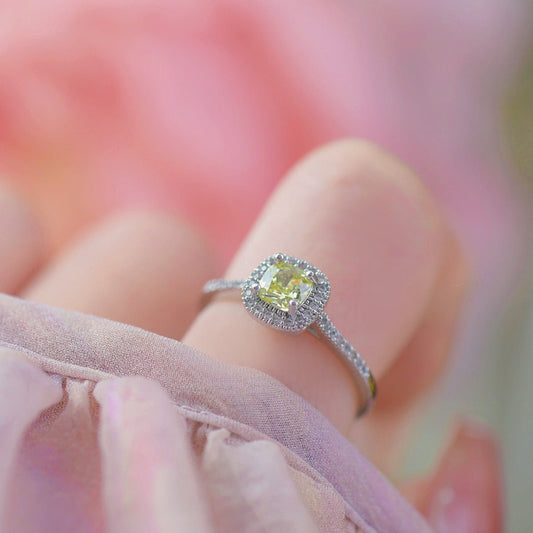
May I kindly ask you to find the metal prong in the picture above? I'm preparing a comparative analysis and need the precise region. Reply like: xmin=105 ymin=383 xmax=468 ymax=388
xmin=274 ymin=253 xmax=285 ymax=262
xmin=305 ymin=270 xmax=317 ymax=283
xmin=288 ymin=299 xmax=299 ymax=317
xmin=250 ymin=281 xmax=260 ymax=295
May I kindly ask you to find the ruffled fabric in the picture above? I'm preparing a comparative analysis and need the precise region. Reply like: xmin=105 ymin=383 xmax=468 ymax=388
xmin=0 ymin=293 xmax=431 ymax=532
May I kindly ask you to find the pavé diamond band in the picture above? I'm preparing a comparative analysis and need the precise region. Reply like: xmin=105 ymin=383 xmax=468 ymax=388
xmin=201 ymin=252 xmax=376 ymax=417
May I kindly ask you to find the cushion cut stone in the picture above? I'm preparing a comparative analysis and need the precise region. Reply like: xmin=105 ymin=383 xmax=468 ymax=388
xmin=258 ymin=261 xmax=314 ymax=312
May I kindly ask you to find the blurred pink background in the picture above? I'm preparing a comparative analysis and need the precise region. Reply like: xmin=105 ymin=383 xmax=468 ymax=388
xmin=0 ymin=0 xmax=532 ymax=526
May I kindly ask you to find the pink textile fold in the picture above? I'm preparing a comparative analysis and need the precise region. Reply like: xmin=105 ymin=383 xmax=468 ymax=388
xmin=0 ymin=293 xmax=431 ymax=532
xmin=0 ymin=349 xmax=63 ymax=525
xmin=95 ymin=377 xmax=214 ymax=533
xmin=202 ymin=428 xmax=321 ymax=532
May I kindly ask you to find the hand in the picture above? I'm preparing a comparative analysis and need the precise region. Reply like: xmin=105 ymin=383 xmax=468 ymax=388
xmin=2 ymin=139 xmax=503 ymax=531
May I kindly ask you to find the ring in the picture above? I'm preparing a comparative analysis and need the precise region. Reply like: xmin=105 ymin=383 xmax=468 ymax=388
xmin=202 ymin=252 xmax=377 ymax=417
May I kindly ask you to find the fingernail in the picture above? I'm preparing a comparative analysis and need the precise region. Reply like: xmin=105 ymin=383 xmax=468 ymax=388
xmin=426 ymin=421 xmax=503 ymax=533
xmin=429 ymin=486 xmax=476 ymax=533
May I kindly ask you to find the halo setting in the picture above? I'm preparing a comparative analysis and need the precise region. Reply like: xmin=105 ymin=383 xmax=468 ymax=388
xmin=241 ymin=253 xmax=330 ymax=333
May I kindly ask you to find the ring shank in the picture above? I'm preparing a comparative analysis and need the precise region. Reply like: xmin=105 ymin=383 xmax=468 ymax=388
xmin=309 ymin=315 xmax=376 ymax=416
xmin=202 ymin=279 xmax=376 ymax=417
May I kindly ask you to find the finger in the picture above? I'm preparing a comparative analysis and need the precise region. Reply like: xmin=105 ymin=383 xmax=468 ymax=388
xmin=23 ymin=210 xmax=215 ymax=339
xmin=403 ymin=421 xmax=504 ymax=533
xmin=351 ymin=230 xmax=468 ymax=471
xmin=0 ymin=184 xmax=45 ymax=293
xmin=374 ymin=236 xmax=468 ymax=411
xmin=184 ymin=139 xmax=452 ymax=439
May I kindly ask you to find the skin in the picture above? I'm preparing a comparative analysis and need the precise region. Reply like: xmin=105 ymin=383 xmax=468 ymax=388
xmin=2 ymin=139 xmax=503 ymax=531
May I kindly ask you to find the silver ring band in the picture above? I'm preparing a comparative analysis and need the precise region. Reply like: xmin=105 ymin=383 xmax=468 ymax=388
xmin=201 ymin=253 xmax=376 ymax=417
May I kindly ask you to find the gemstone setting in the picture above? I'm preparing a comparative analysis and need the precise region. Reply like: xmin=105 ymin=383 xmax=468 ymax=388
xmin=241 ymin=253 xmax=330 ymax=333
xmin=258 ymin=261 xmax=314 ymax=312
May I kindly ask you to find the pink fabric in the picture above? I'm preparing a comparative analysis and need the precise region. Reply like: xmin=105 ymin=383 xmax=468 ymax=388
xmin=0 ymin=293 xmax=431 ymax=532
xmin=0 ymin=350 xmax=63 ymax=526
xmin=95 ymin=378 xmax=213 ymax=533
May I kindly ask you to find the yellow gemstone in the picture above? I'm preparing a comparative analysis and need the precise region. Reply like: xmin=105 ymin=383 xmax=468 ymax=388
xmin=258 ymin=261 xmax=314 ymax=312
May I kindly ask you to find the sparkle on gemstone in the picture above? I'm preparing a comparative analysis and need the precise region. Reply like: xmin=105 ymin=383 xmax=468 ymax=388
xmin=257 ymin=261 xmax=314 ymax=312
